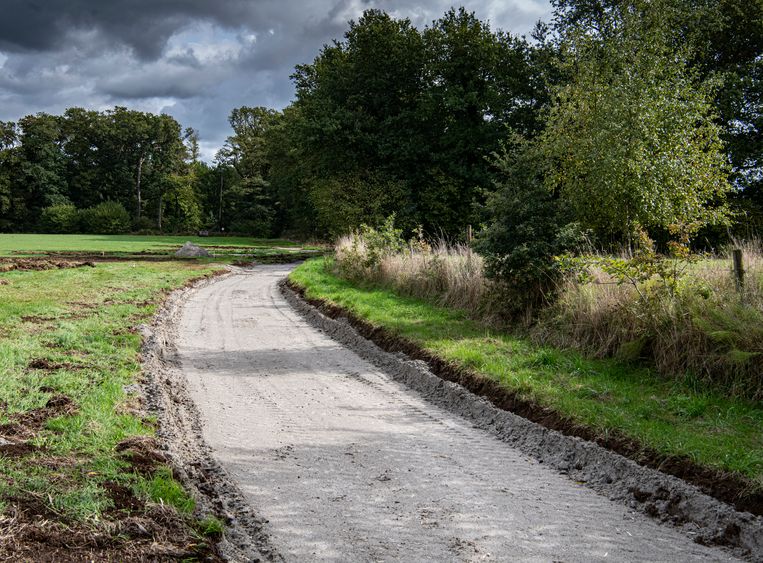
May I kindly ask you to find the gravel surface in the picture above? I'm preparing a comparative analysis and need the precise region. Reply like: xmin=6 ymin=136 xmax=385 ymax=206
xmin=168 ymin=264 xmax=755 ymax=562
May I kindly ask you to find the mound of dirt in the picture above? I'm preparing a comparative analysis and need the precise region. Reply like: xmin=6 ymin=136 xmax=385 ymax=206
xmin=115 ymin=436 xmax=168 ymax=474
xmin=0 ymin=437 xmax=39 ymax=458
xmin=0 ymin=259 xmax=95 ymax=273
xmin=0 ymin=394 xmax=77 ymax=440
xmin=175 ymin=242 xmax=211 ymax=258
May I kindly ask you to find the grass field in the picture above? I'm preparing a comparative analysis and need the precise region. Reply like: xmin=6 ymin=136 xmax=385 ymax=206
xmin=0 ymin=260 xmax=224 ymax=558
xmin=0 ymin=233 xmax=318 ymax=257
xmin=290 ymin=258 xmax=763 ymax=491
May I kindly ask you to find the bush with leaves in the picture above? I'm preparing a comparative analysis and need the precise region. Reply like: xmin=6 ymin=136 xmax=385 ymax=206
xmin=40 ymin=203 xmax=79 ymax=233
xmin=475 ymin=140 xmax=585 ymax=313
xmin=335 ymin=215 xmax=406 ymax=281
xmin=542 ymin=0 xmax=731 ymax=244
xmin=79 ymin=201 xmax=131 ymax=234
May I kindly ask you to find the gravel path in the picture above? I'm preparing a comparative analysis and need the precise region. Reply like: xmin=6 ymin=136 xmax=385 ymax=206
xmin=176 ymin=265 xmax=739 ymax=562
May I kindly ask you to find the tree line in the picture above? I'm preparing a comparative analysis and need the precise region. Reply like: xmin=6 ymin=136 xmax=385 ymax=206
xmin=0 ymin=106 xmax=270 ymax=235
xmin=0 ymin=0 xmax=760 ymax=249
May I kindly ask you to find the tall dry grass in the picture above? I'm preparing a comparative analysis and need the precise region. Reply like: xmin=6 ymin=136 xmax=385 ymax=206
xmin=536 ymin=240 xmax=763 ymax=399
xmin=335 ymin=233 xmax=488 ymax=315
xmin=334 ymin=232 xmax=763 ymax=399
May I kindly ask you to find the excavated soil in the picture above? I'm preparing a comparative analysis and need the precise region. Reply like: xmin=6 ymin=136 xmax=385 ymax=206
xmin=0 ymin=495 xmax=221 ymax=562
xmin=0 ymin=258 xmax=95 ymax=272
xmin=0 ymin=394 xmax=222 ymax=562
xmin=147 ymin=264 xmax=760 ymax=562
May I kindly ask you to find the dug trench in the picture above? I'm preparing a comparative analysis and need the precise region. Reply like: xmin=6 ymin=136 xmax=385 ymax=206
xmin=281 ymin=275 xmax=763 ymax=559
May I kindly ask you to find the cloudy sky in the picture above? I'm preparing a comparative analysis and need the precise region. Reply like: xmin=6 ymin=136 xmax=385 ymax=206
xmin=0 ymin=0 xmax=551 ymax=160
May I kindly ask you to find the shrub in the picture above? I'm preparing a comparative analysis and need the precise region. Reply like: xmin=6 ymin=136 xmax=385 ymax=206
xmin=334 ymin=216 xmax=405 ymax=281
xmin=79 ymin=201 xmax=131 ymax=234
xmin=40 ymin=204 xmax=79 ymax=233
xmin=475 ymin=140 xmax=585 ymax=314
xmin=535 ymin=241 xmax=763 ymax=400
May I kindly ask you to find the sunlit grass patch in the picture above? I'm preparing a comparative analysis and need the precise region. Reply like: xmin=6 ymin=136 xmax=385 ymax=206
xmin=0 ymin=261 xmax=220 ymax=528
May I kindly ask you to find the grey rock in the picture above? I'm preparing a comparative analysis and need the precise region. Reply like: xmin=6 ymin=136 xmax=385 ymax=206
xmin=175 ymin=241 xmax=211 ymax=258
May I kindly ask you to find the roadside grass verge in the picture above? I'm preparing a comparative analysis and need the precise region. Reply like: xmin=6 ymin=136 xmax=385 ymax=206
xmin=0 ymin=261 xmax=224 ymax=560
xmin=0 ymin=233 xmax=323 ymax=259
xmin=289 ymin=258 xmax=763 ymax=513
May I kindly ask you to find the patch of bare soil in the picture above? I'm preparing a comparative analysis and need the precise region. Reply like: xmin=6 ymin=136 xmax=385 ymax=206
xmin=27 ymin=358 xmax=86 ymax=372
xmin=0 ymin=259 xmax=95 ymax=272
xmin=115 ymin=436 xmax=168 ymax=475
xmin=0 ymin=398 xmax=222 ymax=560
xmin=12 ymin=251 xmax=181 ymax=263
xmin=0 ymin=441 xmax=40 ymax=458
xmin=0 ymin=394 xmax=77 ymax=441
xmin=0 ymin=495 xmax=221 ymax=562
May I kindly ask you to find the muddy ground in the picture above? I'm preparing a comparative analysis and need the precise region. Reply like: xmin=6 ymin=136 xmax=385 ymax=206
xmin=142 ymin=264 xmax=763 ymax=562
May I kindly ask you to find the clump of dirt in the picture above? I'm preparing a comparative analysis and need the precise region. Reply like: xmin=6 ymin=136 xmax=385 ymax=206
xmin=0 ymin=440 xmax=40 ymax=458
xmin=0 ymin=279 xmax=9 ymax=286
xmin=0 ymin=394 xmax=77 ymax=440
xmin=115 ymin=436 xmax=168 ymax=475
xmin=112 ymin=326 xmax=139 ymax=336
xmin=20 ymin=314 xmax=57 ymax=323
xmin=27 ymin=358 xmax=85 ymax=371
xmin=103 ymin=482 xmax=145 ymax=513
xmin=0 ymin=259 xmax=95 ymax=272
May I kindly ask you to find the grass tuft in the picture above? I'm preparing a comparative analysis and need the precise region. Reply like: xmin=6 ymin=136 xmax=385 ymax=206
xmin=135 ymin=468 xmax=196 ymax=515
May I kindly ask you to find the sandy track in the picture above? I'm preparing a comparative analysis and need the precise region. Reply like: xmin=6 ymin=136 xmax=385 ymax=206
xmin=176 ymin=265 xmax=739 ymax=562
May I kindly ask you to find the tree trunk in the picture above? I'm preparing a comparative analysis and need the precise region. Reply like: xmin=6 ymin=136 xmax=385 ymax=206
xmin=157 ymin=193 xmax=163 ymax=231
xmin=135 ymin=156 xmax=144 ymax=222
xmin=218 ymin=171 xmax=224 ymax=231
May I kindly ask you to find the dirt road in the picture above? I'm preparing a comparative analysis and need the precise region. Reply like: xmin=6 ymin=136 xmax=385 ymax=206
xmin=175 ymin=265 xmax=738 ymax=562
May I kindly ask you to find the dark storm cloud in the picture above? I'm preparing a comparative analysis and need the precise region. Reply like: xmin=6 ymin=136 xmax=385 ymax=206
xmin=0 ymin=0 xmax=551 ymax=160
xmin=0 ymin=0 xmax=254 ymax=58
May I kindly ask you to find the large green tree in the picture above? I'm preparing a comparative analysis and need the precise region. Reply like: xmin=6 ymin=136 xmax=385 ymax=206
xmin=281 ymin=8 xmax=542 ymax=237
xmin=0 ymin=107 xmax=191 ymax=233
xmin=551 ymin=0 xmax=763 ymax=233
xmin=541 ymin=1 xmax=731 ymax=242
xmin=214 ymin=106 xmax=281 ymax=235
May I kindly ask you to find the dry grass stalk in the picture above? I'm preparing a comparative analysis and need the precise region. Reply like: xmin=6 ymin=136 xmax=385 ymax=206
xmin=335 ymin=234 xmax=488 ymax=314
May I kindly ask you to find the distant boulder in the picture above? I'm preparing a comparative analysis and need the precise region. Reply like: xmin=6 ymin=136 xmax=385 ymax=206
xmin=175 ymin=242 xmax=211 ymax=258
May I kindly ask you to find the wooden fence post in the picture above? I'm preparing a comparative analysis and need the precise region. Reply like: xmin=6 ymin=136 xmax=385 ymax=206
xmin=733 ymin=248 xmax=745 ymax=295
xmin=467 ymin=225 xmax=473 ymax=244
